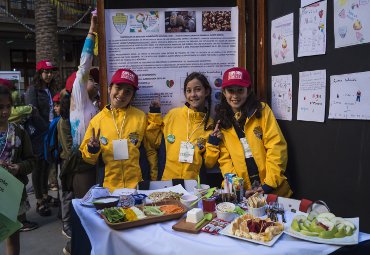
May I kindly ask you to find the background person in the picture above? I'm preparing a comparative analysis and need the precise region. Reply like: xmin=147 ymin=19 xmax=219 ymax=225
xmin=24 ymin=59 xmax=60 ymax=216
xmin=0 ymin=85 xmax=37 ymax=255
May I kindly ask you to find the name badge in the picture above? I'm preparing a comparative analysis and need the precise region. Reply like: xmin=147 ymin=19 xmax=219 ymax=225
xmin=178 ymin=141 xmax=195 ymax=163
xmin=113 ymin=139 xmax=129 ymax=160
xmin=240 ymin=137 xmax=253 ymax=158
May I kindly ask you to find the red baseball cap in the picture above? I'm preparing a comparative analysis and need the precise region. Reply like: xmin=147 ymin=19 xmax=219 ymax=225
xmin=52 ymin=92 xmax=61 ymax=102
xmin=65 ymin=68 xmax=100 ymax=94
xmin=110 ymin=69 xmax=139 ymax=90
xmin=0 ymin=78 xmax=15 ymax=90
xmin=65 ymin=71 xmax=77 ymax=94
xmin=222 ymin=67 xmax=251 ymax=88
xmin=36 ymin=60 xmax=57 ymax=72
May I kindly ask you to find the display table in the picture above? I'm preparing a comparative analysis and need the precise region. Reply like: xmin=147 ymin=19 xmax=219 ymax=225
xmin=72 ymin=199 xmax=370 ymax=255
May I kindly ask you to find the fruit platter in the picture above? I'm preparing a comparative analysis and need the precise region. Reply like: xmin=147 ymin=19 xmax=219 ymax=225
xmin=219 ymin=213 xmax=285 ymax=247
xmin=285 ymin=211 xmax=359 ymax=245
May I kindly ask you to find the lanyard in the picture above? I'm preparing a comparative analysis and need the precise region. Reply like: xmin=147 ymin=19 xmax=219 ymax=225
xmin=110 ymin=109 xmax=127 ymax=139
xmin=186 ymin=109 xmax=206 ymax=142
xmin=0 ymin=124 xmax=9 ymax=158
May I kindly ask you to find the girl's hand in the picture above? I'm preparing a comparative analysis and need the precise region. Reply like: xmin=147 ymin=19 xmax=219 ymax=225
xmin=89 ymin=12 xmax=98 ymax=33
xmin=211 ymin=120 xmax=222 ymax=139
xmin=88 ymin=128 xmax=100 ymax=149
xmin=7 ymin=164 xmax=20 ymax=176
xmin=150 ymin=93 xmax=161 ymax=108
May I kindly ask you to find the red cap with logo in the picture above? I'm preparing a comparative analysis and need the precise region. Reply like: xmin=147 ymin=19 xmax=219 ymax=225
xmin=110 ymin=69 xmax=139 ymax=90
xmin=0 ymin=78 xmax=15 ymax=90
xmin=52 ymin=92 xmax=61 ymax=102
xmin=36 ymin=60 xmax=57 ymax=72
xmin=222 ymin=67 xmax=251 ymax=88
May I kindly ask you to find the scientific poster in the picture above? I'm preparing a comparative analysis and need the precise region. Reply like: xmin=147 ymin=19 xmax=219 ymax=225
xmin=271 ymin=13 xmax=294 ymax=65
xmin=297 ymin=70 xmax=326 ymax=122
xmin=105 ymin=7 xmax=238 ymax=114
xmin=329 ymin=71 xmax=370 ymax=120
xmin=298 ymin=1 xmax=327 ymax=57
xmin=334 ymin=0 xmax=370 ymax=48
xmin=271 ymin=75 xmax=293 ymax=121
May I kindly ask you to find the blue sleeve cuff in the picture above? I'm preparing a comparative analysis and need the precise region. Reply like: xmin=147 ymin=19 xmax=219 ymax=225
xmin=208 ymin=135 xmax=221 ymax=146
xmin=87 ymin=145 xmax=100 ymax=154
xmin=262 ymin=184 xmax=274 ymax=194
xmin=82 ymin=38 xmax=94 ymax=55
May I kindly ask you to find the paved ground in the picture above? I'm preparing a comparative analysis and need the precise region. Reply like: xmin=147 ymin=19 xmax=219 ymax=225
xmin=1 ymin=180 xmax=67 ymax=255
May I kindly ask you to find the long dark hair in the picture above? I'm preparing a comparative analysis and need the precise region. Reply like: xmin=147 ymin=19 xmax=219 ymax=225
xmin=0 ymin=85 xmax=12 ymax=105
xmin=60 ymin=92 xmax=71 ymax=119
xmin=32 ymin=69 xmax=58 ymax=93
xmin=215 ymin=89 xmax=263 ymax=130
xmin=183 ymin=72 xmax=212 ymax=131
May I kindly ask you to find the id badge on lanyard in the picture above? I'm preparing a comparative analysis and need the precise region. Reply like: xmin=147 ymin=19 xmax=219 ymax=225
xmin=240 ymin=137 xmax=253 ymax=158
xmin=179 ymin=141 xmax=195 ymax=163
xmin=113 ymin=139 xmax=129 ymax=160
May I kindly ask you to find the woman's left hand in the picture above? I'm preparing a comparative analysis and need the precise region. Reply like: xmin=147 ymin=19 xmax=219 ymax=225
xmin=5 ymin=163 xmax=20 ymax=176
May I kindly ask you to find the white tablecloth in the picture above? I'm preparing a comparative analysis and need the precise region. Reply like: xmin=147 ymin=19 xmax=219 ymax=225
xmin=72 ymin=199 xmax=370 ymax=255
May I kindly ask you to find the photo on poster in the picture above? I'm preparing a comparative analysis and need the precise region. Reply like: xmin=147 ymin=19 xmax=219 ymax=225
xmin=334 ymin=0 xmax=370 ymax=48
xmin=329 ymin=71 xmax=370 ymax=120
xmin=297 ymin=70 xmax=326 ymax=122
xmin=298 ymin=0 xmax=327 ymax=57
xmin=129 ymin=11 xmax=160 ymax=33
xmin=202 ymin=11 xmax=232 ymax=31
xmin=271 ymin=13 xmax=295 ymax=65
xmin=271 ymin=75 xmax=293 ymax=121
xmin=165 ymin=11 xmax=196 ymax=33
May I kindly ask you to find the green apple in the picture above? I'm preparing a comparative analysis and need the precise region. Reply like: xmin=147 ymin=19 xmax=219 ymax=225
xmin=291 ymin=219 xmax=301 ymax=232
xmin=309 ymin=220 xmax=326 ymax=233
xmin=319 ymin=226 xmax=338 ymax=239
xmin=334 ymin=228 xmax=347 ymax=238
xmin=299 ymin=222 xmax=309 ymax=231
xmin=300 ymin=230 xmax=319 ymax=237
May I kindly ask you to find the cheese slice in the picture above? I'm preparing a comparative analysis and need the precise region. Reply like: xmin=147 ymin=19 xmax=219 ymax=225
xmin=186 ymin=208 xmax=204 ymax=223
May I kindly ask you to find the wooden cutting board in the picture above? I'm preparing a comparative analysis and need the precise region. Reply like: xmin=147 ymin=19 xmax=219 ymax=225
xmin=172 ymin=213 xmax=216 ymax=234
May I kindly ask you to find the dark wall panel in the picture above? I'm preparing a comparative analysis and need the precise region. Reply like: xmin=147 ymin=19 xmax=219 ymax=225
xmin=267 ymin=0 xmax=370 ymax=231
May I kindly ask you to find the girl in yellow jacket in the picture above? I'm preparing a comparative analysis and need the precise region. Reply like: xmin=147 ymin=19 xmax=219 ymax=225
xmin=207 ymin=67 xmax=292 ymax=197
xmin=146 ymin=72 xmax=214 ymax=181
xmin=80 ymin=69 xmax=157 ymax=192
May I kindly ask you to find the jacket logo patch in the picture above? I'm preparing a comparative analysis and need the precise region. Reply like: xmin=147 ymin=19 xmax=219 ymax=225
xmin=129 ymin=132 xmax=139 ymax=145
xmin=197 ymin=137 xmax=206 ymax=150
xmin=253 ymin=126 xmax=263 ymax=140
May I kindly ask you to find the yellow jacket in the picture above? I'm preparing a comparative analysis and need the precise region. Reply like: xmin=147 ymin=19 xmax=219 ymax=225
xmin=147 ymin=105 xmax=214 ymax=180
xmin=80 ymin=105 xmax=157 ymax=192
xmin=206 ymin=103 xmax=292 ymax=197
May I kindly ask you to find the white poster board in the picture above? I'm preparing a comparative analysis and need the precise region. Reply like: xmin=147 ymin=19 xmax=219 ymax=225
xmin=271 ymin=75 xmax=293 ymax=121
xmin=298 ymin=1 xmax=327 ymax=57
xmin=271 ymin=13 xmax=294 ymax=65
xmin=105 ymin=7 xmax=238 ymax=114
xmin=297 ymin=70 xmax=326 ymax=122
xmin=329 ymin=71 xmax=370 ymax=120
xmin=334 ymin=0 xmax=370 ymax=48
